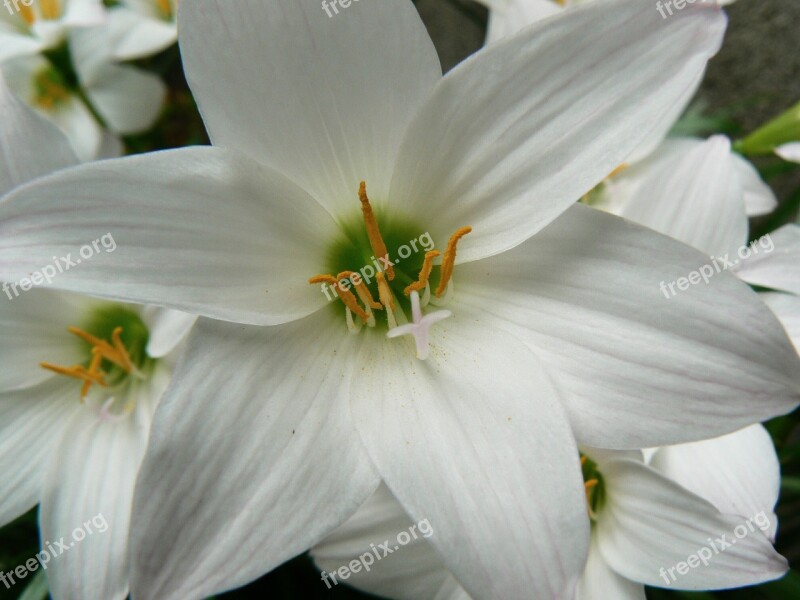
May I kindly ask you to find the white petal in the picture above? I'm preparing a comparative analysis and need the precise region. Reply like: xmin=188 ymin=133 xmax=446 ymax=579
xmin=731 ymin=152 xmax=777 ymax=216
xmin=40 ymin=392 xmax=152 ymax=600
xmin=0 ymin=147 xmax=340 ymax=325
xmin=0 ymin=31 xmax=44 ymax=64
xmin=106 ymin=8 xmax=176 ymax=61
xmin=650 ymin=425 xmax=780 ymax=541
xmin=776 ymin=142 xmax=800 ymax=163
xmin=46 ymin=95 xmax=104 ymax=162
xmin=735 ymin=225 xmax=800 ymax=295
xmin=614 ymin=136 xmax=748 ymax=258
xmin=0 ymin=290 xmax=94 ymax=392
xmin=0 ymin=378 xmax=77 ymax=527
xmin=456 ymin=204 xmax=800 ymax=448
xmin=0 ymin=74 xmax=78 ymax=195
xmin=178 ymin=0 xmax=441 ymax=215
xmin=141 ymin=308 xmax=197 ymax=358
xmin=485 ymin=0 xmax=562 ymax=44
xmin=576 ymin=533 xmax=645 ymax=600
xmin=82 ymin=64 xmax=165 ymax=134
xmin=130 ymin=314 xmax=379 ymax=600
xmin=596 ymin=458 xmax=788 ymax=589
xmin=390 ymin=0 xmax=726 ymax=263
xmin=350 ymin=303 xmax=589 ymax=599
xmin=312 ymin=484 xmax=462 ymax=600
xmin=761 ymin=291 xmax=800 ymax=351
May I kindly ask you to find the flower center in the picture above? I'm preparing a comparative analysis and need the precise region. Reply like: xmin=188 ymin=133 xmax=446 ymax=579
xmin=19 ymin=0 xmax=61 ymax=25
xmin=309 ymin=182 xmax=471 ymax=359
xmin=33 ymin=65 xmax=71 ymax=110
xmin=40 ymin=306 xmax=151 ymax=404
xmin=581 ymin=454 xmax=606 ymax=521
xmin=156 ymin=0 xmax=174 ymax=19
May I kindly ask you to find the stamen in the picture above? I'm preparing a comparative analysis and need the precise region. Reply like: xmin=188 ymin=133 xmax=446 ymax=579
xmin=405 ymin=250 xmax=440 ymax=296
xmin=40 ymin=0 xmax=61 ymax=20
xmin=156 ymin=0 xmax=172 ymax=18
xmin=376 ymin=272 xmax=398 ymax=329
xmin=436 ymin=227 xmax=472 ymax=298
xmin=309 ymin=274 xmax=370 ymax=323
xmin=387 ymin=291 xmax=452 ymax=360
xmin=68 ymin=326 xmax=133 ymax=373
xmin=607 ymin=163 xmax=628 ymax=179
xmin=339 ymin=271 xmax=382 ymax=309
xmin=18 ymin=3 xmax=35 ymax=24
xmin=359 ymin=181 xmax=394 ymax=281
xmin=40 ymin=361 xmax=108 ymax=402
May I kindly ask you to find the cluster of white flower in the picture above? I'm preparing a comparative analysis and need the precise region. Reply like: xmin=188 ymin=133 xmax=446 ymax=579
xmin=0 ymin=1 xmax=799 ymax=599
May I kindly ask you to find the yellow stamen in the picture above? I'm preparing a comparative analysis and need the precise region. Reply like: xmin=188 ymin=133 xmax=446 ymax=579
xmin=339 ymin=271 xmax=382 ymax=310
xmin=358 ymin=181 xmax=394 ymax=281
xmin=580 ymin=455 xmax=587 ymax=466
xmin=41 ymin=360 xmax=109 ymax=402
xmin=405 ymin=250 xmax=440 ymax=296
xmin=18 ymin=3 xmax=35 ymax=24
xmin=376 ymin=271 xmax=395 ymax=311
xmin=308 ymin=274 xmax=369 ymax=322
xmin=40 ymin=0 xmax=61 ymax=20
xmin=435 ymin=227 xmax=472 ymax=298
xmin=68 ymin=326 xmax=133 ymax=374
xmin=156 ymin=0 xmax=172 ymax=17
xmin=81 ymin=349 xmax=104 ymax=401
xmin=584 ymin=478 xmax=599 ymax=506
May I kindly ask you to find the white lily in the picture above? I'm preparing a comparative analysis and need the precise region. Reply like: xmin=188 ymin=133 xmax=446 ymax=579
xmin=0 ymin=0 xmax=104 ymax=61
xmin=0 ymin=74 xmax=195 ymax=600
xmin=0 ymin=2 xmax=166 ymax=161
xmin=104 ymin=0 xmax=177 ymax=61
xmin=0 ymin=1 xmax=797 ymax=598
xmin=313 ymin=436 xmax=786 ymax=600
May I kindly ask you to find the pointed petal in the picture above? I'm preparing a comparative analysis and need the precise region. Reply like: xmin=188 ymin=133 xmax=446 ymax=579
xmin=650 ymin=425 xmax=780 ymax=540
xmin=141 ymin=308 xmax=197 ymax=358
xmin=106 ymin=8 xmax=176 ymax=61
xmin=576 ymin=533 xmax=645 ymax=600
xmin=312 ymin=485 xmax=461 ymax=600
xmin=760 ymin=291 xmax=800 ymax=351
xmin=130 ymin=314 xmax=379 ymax=600
xmin=776 ymin=142 xmax=800 ymax=163
xmin=731 ymin=152 xmax=777 ymax=216
xmin=390 ymin=0 xmax=726 ymax=262
xmin=614 ymin=136 xmax=748 ymax=258
xmin=0 ymin=378 xmax=77 ymax=527
xmin=456 ymin=204 xmax=800 ymax=448
xmin=0 ymin=147 xmax=340 ymax=325
xmin=178 ymin=0 xmax=441 ymax=214
xmin=40 ymin=392 xmax=152 ymax=600
xmin=0 ymin=74 xmax=78 ymax=195
xmin=350 ymin=303 xmax=589 ymax=599
xmin=596 ymin=458 xmax=788 ymax=589
xmin=735 ymin=225 xmax=800 ymax=295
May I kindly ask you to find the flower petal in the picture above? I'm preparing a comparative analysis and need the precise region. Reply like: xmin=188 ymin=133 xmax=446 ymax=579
xmin=613 ymin=136 xmax=748 ymax=258
xmin=776 ymin=142 xmax=800 ymax=163
xmin=735 ymin=225 xmax=800 ymax=295
xmin=0 ymin=147 xmax=340 ymax=325
xmin=39 ymin=392 xmax=153 ymax=600
xmin=312 ymin=484 xmax=464 ymax=600
xmin=141 ymin=307 xmax=197 ymax=358
xmin=350 ymin=303 xmax=589 ymax=599
xmin=0 ymin=378 xmax=77 ymax=527
xmin=596 ymin=458 xmax=788 ymax=590
xmin=456 ymin=204 xmax=800 ymax=448
xmin=0 ymin=74 xmax=78 ymax=195
xmin=0 ymin=290 xmax=93 ymax=392
xmin=576 ymin=533 xmax=645 ymax=600
xmin=130 ymin=314 xmax=379 ymax=600
xmin=389 ymin=0 xmax=726 ymax=262
xmin=178 ymin=0 xmax=441 ymax=214
xmin=106 ymin=8 xmax=177 ymax=61
xmin=760 ymin=291 xmax=800 ymax=351
xmin=650 ymin=425 xmax=780 ymax=541
xmin=731 ymin=152 xmax=777 ymax=216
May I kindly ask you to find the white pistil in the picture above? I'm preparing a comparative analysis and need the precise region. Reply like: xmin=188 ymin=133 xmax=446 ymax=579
xmin=387 ymin=291 xmax=451 ymax=360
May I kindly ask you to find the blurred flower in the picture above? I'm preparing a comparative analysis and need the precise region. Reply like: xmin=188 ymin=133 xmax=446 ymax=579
xmin=776 ymin=142 xmax=800 ymax=163
xmin=104 ymin=0 xmax=177 ymax=61
xmin=0 ymin=74 xmax=195 ymax=600
xmin=313 ymin=427 xmax=786 ymax=600
xmin=0 ymin=1 xmax=797 ymax=599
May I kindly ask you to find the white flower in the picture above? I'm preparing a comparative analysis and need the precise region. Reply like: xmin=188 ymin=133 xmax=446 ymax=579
xmin=776 ymin=142 xmax=800 ymax=163
xmin=313 ymin=429 xmax=785 ymax=600
xmin=0 ymin=0 xmax=104 ymax=61
xmin=0 ymin=15 xmax=166 ymax=161
xmin=0 ymin=1 xmax=797 ymax=598
xmin=0 ymin=74 xmax=195 ymax=600
xmin=104 ymin=0 xmax=178 ymax=61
